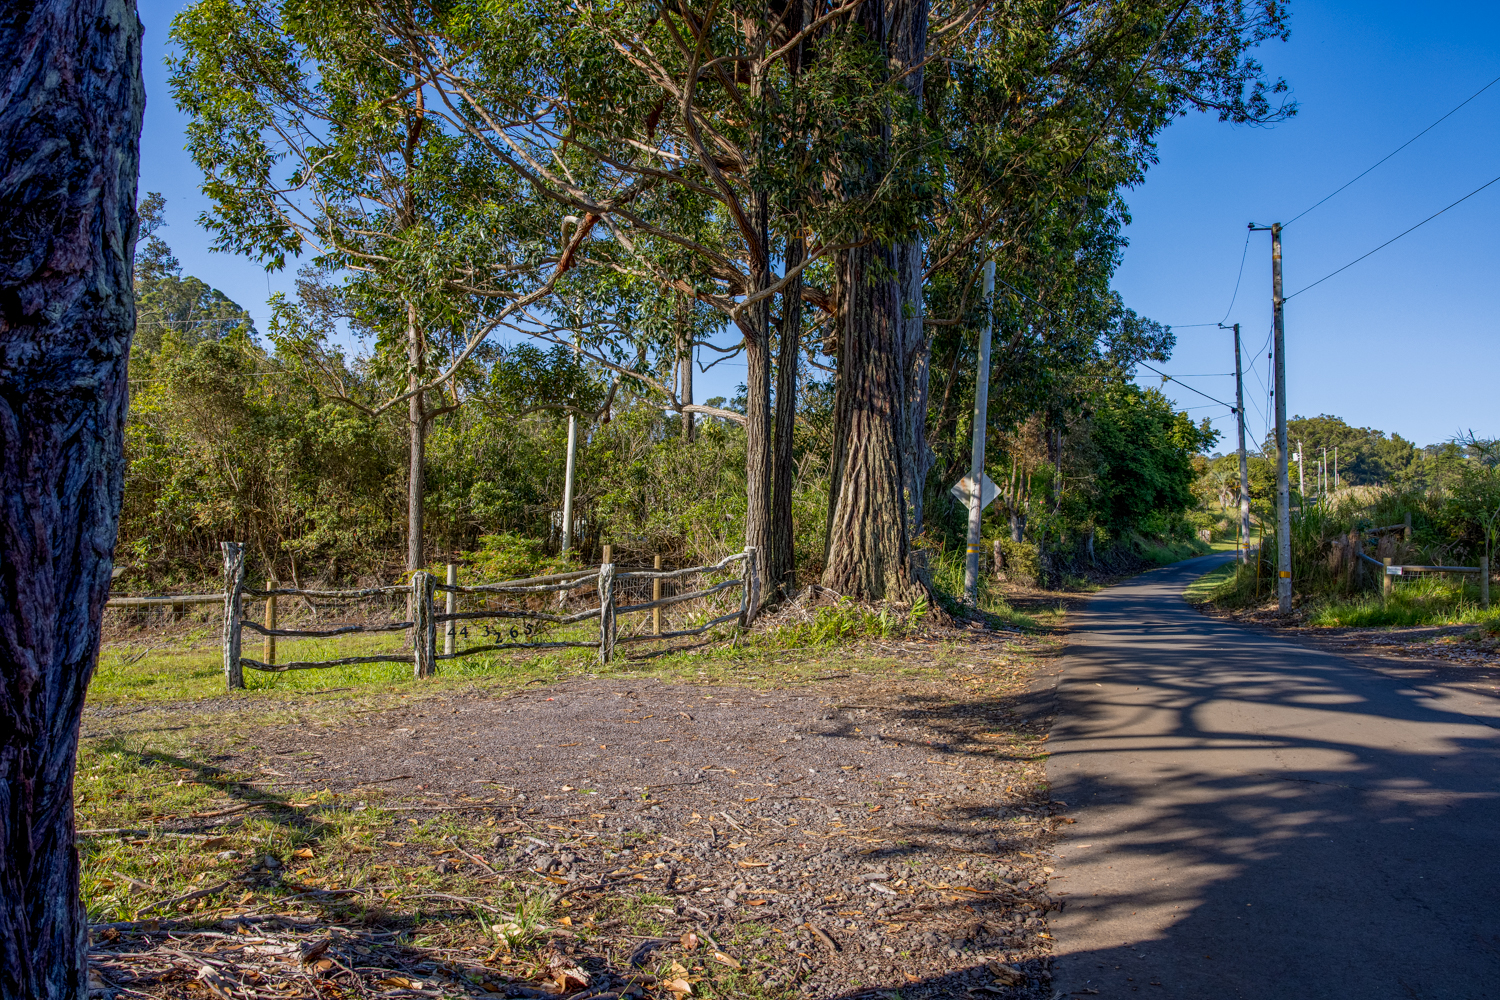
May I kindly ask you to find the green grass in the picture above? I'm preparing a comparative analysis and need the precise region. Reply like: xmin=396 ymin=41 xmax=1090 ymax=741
xmin=1308 ymin=575 xmax=1500 ymax=628
xmin=1183 ymin=563 xmax=1236 ymax=604
xmin=1135 ymin=535 xmax=1213 ymax=566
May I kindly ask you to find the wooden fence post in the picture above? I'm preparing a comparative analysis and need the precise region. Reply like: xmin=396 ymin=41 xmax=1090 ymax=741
xmin=444 ymin=563 xmax=457 ymax=656
xmin=740 ymin=547 xmax=758 ymax=627
xmin=1482 ymin=555 xmax=1490 ymax=611
xmin=653 ymin=554 xmax=662 ymax=636
xmin=221 ymin=542 xmax=245 ymax=691
xmin=263 ymin=579 xmax=277 ymax=667
xmin=412 ymin=571 xmax=436 ymax=677
xmin=598 ymin=545 xmax=616 ymax=664
xmin=1382 ymin=557 xmax=1394 ymax=604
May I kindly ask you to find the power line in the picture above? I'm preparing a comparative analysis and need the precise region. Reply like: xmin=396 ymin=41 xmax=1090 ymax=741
xmin=1218 ymin=230 xmax=1252 ymax=322
xmin=1286 ymin=171 xmax=1500 ymax=300
xmin=992 ymin=271 xmax=1237 ymax=413
xmin=1285 ymin=70 xmax=1500 ymax=227
xmin=1137 ymin=361 xmax=1237 ymax=410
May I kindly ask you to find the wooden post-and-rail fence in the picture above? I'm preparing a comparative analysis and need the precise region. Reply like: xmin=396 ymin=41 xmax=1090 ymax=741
xmin=1357 ymin=550 xmax=1490 ymax=609
xmin=202 ymin=542 xmax=758 ymax=692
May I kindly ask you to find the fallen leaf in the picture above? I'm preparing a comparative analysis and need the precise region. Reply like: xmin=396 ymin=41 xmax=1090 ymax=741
xmin=378 ymin=976 xmax=417 ymax=989
xmin=679 ymin=932 xmax=699 ymax=951
xmin=737 ymin=860 xmax=768 ymax=868
xmin=746 ymin=899 xmax=768 ymax=906
xmin=669 ymin=962 xmax=689 ymax=977
xmin=711 ymin=952 xmax=741 ymax=970
xmin=558 ymin=916 xmax=572 ymax=927
xmin=292 ymin=847 xmax=314 ymax=859
xmin=313 ymin=958 xmax=334 ymax=973
xmin=554 ymin=966 xmax=590 ymax=991
xmin=201 ymin=836 xmax=231 ymax=850
xmin=663 ymin=978 xmax=692 ymax=995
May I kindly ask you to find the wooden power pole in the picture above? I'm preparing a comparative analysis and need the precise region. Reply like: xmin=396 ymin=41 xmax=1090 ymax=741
xmin=1230 ymin=323 xmax=1251 ymax=564
xmin=1251 ymin=222 xmax=1291 ymax=610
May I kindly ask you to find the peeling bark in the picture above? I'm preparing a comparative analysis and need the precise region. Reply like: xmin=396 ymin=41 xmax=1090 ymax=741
xmin=820 ymin=0 xmax=928 ymax=602
xmin=0 ymin=0 xmax=144 ymax=995
xmin=770 ymin=236 xmax=804 ymax=595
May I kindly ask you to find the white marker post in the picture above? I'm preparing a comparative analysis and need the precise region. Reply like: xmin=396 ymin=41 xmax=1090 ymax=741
xmin=964 ymin=261 xmax=997 ymax=605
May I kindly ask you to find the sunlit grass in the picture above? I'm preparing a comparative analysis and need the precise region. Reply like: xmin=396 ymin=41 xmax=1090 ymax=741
xmin=1309 ymin=575 xmax=1500 ymax=628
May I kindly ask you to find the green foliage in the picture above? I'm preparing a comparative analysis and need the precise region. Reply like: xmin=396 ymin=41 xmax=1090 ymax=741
xmin=460 ymin=533 xmax=576 ymax=583
xmin=768 ymin=597 xmax=930 ymax=648
xmin=1090 ymin=385 xmax=1218 ymax=538
xmin=1282 ymin=414 xmax=1418 ymax=486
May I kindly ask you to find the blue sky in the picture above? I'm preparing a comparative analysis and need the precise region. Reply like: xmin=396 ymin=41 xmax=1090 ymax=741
xmin=1112 ymin=1 xmax=1500 ymax=450
xmin=138 ymin=0 xmax=1498 ymax=447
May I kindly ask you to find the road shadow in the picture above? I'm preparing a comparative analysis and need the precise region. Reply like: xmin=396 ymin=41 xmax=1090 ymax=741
xmin=1043 ymin=556 xmax=1500 ymax=999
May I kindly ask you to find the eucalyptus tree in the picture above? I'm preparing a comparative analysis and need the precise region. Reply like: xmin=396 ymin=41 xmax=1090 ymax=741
xmin=170 ymin=0 xmax=557 ymax=577
xmin=835 ymin=0 xmax=1294 ymax=598
xmin=0 ymin=0 xmax=143 ymax=994
xmin=400 ymin=0 xmax=933 ymax=602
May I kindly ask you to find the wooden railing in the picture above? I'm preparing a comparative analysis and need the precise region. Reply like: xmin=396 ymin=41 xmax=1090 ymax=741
xmin=212 ymin=542 xmax=757 ymax=690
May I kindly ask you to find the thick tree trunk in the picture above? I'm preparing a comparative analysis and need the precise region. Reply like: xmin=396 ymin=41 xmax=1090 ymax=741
xmin=821 ymin=243 xmax=916 ymax=601
xmin=770 ymin=236 xmax=804 ymax=596
xmin=821 ymin=0 xmax=928 ymax=602
xmin=0 ymin=1 xmax=143 ymax=996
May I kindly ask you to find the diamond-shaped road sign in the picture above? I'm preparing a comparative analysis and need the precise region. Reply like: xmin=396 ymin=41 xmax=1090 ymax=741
xmin=949 ymin=473 xmax=998 ymax=511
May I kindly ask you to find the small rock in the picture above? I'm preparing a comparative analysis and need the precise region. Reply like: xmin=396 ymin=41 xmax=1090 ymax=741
xmin=533 ymin=855 xmax=556 ymax=872
xmin=260 ymin=855 xmax=281 ymax=870
xmin=217 ymin=850 xmax=240 ymax=861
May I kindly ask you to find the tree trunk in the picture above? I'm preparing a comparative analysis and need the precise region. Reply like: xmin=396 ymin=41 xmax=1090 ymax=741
xmin=770 ymin=236 xmax=804 ymax=596
xmin=742 ymin=196 xmax=774 ymax=607
xmin=821 ymin=242 xmax=917 ymax=601
xmin=821 ymin=0 xmax=928 ymax=602
xmin=406 ymin=300 xmax=425 ymax=577
xmin=0 ymin=0 xmax=143 ymax=996
xmin=898 ymin=236 xmax=933 ymax=546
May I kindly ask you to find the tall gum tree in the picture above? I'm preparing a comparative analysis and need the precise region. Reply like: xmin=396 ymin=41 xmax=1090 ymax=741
xmin=0 ymin=0 xmax=144 ymax=995
xmin=415 ymin=0 xmax=923 ymax=604
xmin=170 ymin=0 xmax=556 ymax=578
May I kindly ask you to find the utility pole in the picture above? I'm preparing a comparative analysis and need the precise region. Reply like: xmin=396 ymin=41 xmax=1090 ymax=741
xmin=1321 ymin=446 xmax=1327 ymax=502
xmin=561 ymin=412 xmax=578 ymax=553
xmin=963 ymin=260 xmax=997 ymax=604
xmin=1251 ymin=222 xmax=1291 ymax=611
xmin=561 ymin=327 xmax=582 ymax=555
xmin=1334 ymin=446 xmax=1339 ymax=490
xmin=1223 ymin=322 xmax=1252 ymax=564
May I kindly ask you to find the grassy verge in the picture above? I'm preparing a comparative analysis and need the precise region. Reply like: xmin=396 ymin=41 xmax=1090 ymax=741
xmin=1183 ymin=563 xmax=1236 ymax=604
xmin=1194 ymin=559 xmax=1500 ymax=630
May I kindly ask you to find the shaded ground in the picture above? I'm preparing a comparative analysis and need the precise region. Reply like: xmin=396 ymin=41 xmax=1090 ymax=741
xmin=1050 ymin=554 xmax=1500 ymax=999
xmin=1190 ymin=597 xmax=1500 ymax=696
xmin=81 ymin=623 xmax=1072 ymax=999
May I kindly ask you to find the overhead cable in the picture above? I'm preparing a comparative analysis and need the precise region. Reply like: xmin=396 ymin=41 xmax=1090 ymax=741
xmin=1137 ymin=361 xmax=1237 ymax=410
xmin=993 ymin=271 xmax=1237 ymax=413
xmin=1286 ymin=171 xmax=1500 ymax=300
xmin=1285 ymin=71 xmax=1500 ymax=227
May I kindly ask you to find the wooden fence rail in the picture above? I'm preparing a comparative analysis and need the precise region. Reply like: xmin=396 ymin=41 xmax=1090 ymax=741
xmin=206 ymin=542 xmax=756 ymax=691
xmin=1358 ymin=551 xmax=1490 ymax=608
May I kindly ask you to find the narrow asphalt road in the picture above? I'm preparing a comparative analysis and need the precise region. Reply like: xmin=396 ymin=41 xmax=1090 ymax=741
xmin=1047 ymin=554 xmax=1500 ymax=999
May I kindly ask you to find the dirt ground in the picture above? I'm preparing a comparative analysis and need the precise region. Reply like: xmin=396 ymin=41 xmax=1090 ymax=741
xmin=83 ymin=617 xmax=1076 ymax=1000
